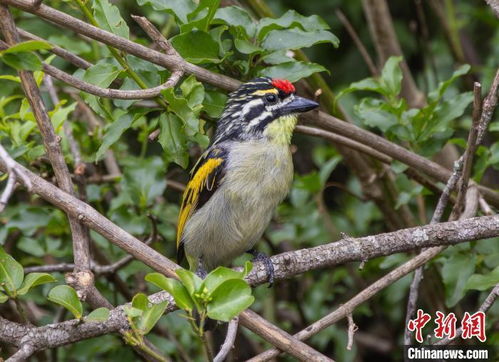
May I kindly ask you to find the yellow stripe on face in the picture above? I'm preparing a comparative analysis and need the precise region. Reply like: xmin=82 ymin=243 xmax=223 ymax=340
xmin=252 ymin=88 xmax=278 ymax=96
xmin=176 ymin=158 xmax=224 ymax=247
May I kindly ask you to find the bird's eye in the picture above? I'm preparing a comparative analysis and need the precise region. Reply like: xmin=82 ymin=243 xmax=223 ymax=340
xmin=265 ymin=94 xmax=277 ymax=104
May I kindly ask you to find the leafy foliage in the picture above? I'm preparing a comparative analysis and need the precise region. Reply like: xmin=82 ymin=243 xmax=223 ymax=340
xmin=0 ymin=0 xmax=498 ymax=360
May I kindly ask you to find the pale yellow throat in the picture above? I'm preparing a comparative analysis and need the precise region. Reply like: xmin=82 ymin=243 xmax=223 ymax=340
xmin=264 ymin=115 xmax=298 ymax=145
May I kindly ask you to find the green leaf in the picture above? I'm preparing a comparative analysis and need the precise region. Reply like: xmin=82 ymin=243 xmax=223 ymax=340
xmin=0 ymin=40 xmax=52 ymax=54
xmin=158 ymin=114 xmax=189 ymax=168
xmin=259 ymin=61 xmax=327 ymax=82
xmin=17 ymin=273 xmax=56 ymax=296
xmin=354 ymin=98 xmax=399 ymax=132
xmin=234 ymin=38 xmax=262 ymax=55
xmin=132 ymin=293 xmax=149 ymax=311
xmin=429 ymin=64 xmax=471 ymax=102
xmin=83 ymin=62 xmax=121 ymax=88
xmin=124 ymin=306 xmax=143 ymax=319
xmin=203 ymin=267 xmax=246 ymax=294
xmin=176 ymin=269 xmax=203 ymax=296
xmin=180 ymin=75 xmax=205 ymax=108
xmin=183 ymin=0 xmax=221 ymax=32
xmin=145 ymin=273 xmax=194 ymax=312
xmin=261 ymin=29 xmax=339 ymax=51
xmin=0 ymin=292 xmax=8 ymax=303
xmin=86 ymin=307 xmax=110 ymax=322
xmin=257 ymin=10 xmax=329 ymax=40
xmin=1 ymin=52 xmax=42 ymax=71
xmin=380 ymin=56 xmax=403 ymax=96
xmin=203 ymin=90 xmax=227 ymax=118
xmin=47 ymin=285 xmax=83 ymax=319
xmin=50 ymin=101 xmax=77 ymax=132
xmin=207 ymin=279 xmax=254 ymax=322
xmin=213 ymin=6 xmax=255 ymax=37
xmin=170 ymin=30 xmax=220 ymax=64
xmin=441 ymin=253 xmax=476 ymax=307
xmin=466 ymin=266 xmax=499 ymax=291
xmin=138 ymin=300 xmax=168 ymax=335
xmin=137 ymin=0 xmax=196 ymax=24
xmin=93 ymin=0 xmax=129 ymax=39
xmin=0 ymin=247 xmax=24 ymax=294
xmin=96 ymin=112 xmax=133 ymax=161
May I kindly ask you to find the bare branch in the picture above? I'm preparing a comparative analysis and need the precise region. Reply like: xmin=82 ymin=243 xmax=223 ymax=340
xmin=240 ymin=310 xmax=334 ymax=362
xmin=335 ymin=9 xmax=378 ymax=76
xmin=0 ymin=40 xmax=184 ymax=100
xmin=477 ymin=68 xmax=499 ymax=144
xmin=361 ymin=0 xmax=425 ymax=107
xmin=18 ymin=27 xmax=92 ymax=69
xmin=296 ymin=125 xmax=392 ymax=164
xmin=214 ymin=317 xmax=238 ymax=362
xmin=346 ymin=314 xmax=358 ymax=351
xmin=450 ymin=82 xmax=482 ymax=220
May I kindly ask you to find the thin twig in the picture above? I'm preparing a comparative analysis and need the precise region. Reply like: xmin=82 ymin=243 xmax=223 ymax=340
xmin=405 ymin=80 xmax=486 ymax=344
xmin=240 ymin=310 xmax=334 ymax=362
xmin=1 ymin=40 xmax=184 ymax=100
xmin=44 ymin=75 xmax=85 ymax=174
xmin=346 ymin=314 xmax=358 ymax=351
xmin=18 ymin=27 xmax=92 ymax=69
xmin=214 ymin=317 xmax=239 ymax=362
xmin=450 ymin=82 xmax=482 ymax=220
xmin=335 ymin=9 xmax=378 ymax=76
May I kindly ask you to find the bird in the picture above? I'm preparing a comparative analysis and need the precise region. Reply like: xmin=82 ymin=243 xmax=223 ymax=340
xmin=176 ymin=77 xmax=319 ymax=284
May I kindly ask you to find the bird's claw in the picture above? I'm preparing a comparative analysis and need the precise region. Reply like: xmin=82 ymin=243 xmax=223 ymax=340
xmin=196 ymin=257 xmax=208 ymax=279
xmin=248 ymin=249 xmax=274 ymax=287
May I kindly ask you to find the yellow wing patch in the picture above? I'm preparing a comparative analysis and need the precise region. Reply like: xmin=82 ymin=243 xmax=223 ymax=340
xmin=176 ymin=158 xmax=224 ymax=248
xmin=252 ymin=88 xmax=279 ymax=96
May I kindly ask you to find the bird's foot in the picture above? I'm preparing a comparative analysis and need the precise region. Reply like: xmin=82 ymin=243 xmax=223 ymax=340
xmin=247 ymin=249 xmax=274 ymax=287
xmin=195 ymin=257 xmax=208 ymax=279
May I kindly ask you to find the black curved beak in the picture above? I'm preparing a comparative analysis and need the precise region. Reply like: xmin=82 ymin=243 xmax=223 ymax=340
xmin=281 ymin=96 xmax=319 ymax=115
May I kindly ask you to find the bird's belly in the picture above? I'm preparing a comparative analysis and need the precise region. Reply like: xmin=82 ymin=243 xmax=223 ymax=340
xmin=183 ymin=143 xmax=293 ymax=270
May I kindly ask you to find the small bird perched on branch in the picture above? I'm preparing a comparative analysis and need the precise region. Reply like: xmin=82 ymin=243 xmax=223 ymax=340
xmin=176 ymin=77 xmax=318 ymax=284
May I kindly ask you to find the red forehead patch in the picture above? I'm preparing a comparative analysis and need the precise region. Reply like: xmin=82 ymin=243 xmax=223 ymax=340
xmin=271 ymin=79 xmax=295 ymax=94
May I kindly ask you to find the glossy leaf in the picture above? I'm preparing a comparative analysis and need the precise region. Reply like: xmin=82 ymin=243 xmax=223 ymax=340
xmin=145 ymin=272 xmax=194 ymax=312
xmin=380 ymin=56 xmax=403 ymax=96
xmin=0 ymin=247 xmax=24 ymax=294
xmin=176 ymin=269 xmax=203 ymax=296
xmin=93 ymin=0 xmax=129 ymax=39
xmin=0 ymin=40 xmax=52 ymax=54
xmin=262 ymin=29 xmax=339 ymax=51
xmin=213 ymin=6 xmax=255 ymax=37
xmin=48 ymin=285 xmax=83 ymax=319
xmin=138 ymin=301 xmax=168 ymax=335
xmin=86 ymin=307 xmax=110 ymax=322
xmin=132 ymin=293 xmax=149 ymax=311
xmin=0 ymin=52 xmax=42 ymax=71
xmin=17 ymin=273 xmax=56 ymax=296
xmin=207 ymin=279 xmax=254 ymax=322
xmin=257 ymin=10 xmax=329 ymax=39
xmin=259 ymin=61 xmax=327 ymax=82
xmin=137 ymin=0 xmax=195 ymax=24
xmin=170 ymin=30 xmax=220 ymax=64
